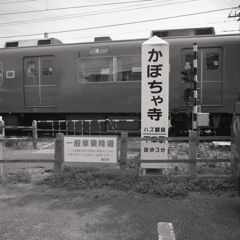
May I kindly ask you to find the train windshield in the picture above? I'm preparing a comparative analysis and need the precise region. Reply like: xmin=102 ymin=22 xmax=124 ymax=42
xmin=78 ymin=55 xmax=141 ymax=83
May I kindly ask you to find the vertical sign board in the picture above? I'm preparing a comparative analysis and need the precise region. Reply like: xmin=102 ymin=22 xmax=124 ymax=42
xmin=141 ymin=36 xmax=169 ymax=169
xmin=64 ymin=136 xmax=118 ymax=163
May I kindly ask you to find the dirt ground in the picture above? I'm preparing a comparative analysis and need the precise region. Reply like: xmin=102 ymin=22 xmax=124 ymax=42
xmin=1 ymin=175 xmax=240 ymax=240
xmin=1 ymin=147 xmax=240 ymax=240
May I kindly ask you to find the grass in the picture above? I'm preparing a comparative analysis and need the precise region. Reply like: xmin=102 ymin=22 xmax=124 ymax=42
xmin=0 ymin=141 xmax=235 ymax=198
xmin=38 ymin=166 xmax=235 ymax=198
xmin=127 ymin=141 xmax=231 ymax=176
xmin=1 ymin=170 xmax=32 ymax=184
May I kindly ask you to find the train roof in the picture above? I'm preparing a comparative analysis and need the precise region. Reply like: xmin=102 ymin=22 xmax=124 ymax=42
xmin=150 ymin=27 xmax=215 ymax=37
xmin=1 ymin=28 xmax=240 ymax=51
xmin=3 ymin=37 xmax=63 ymax=48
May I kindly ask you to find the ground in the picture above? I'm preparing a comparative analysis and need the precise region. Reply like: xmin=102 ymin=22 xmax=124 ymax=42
xmin=0 ymin=142 xmax=240 ymax=239
xmin=1 ymin=174 xmax=240 ymax=240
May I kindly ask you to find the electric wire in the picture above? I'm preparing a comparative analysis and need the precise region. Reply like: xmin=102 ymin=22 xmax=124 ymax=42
xmin=59 ymin=20 xmax=236 ymax=41
xmin=0 ymin=7 xmax=233 ymax=39
xmin=0 ymin=0 xmax=36 ymax=4
xmin=0 ymin=0 xmax=172 ymax=16
xmin=0 ymin=0 xmax=195 ymax=27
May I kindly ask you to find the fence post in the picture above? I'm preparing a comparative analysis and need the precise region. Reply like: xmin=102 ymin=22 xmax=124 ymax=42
xmin=0 ymin=134 xmax=3 ymax=179
xmin=54 ymin=133 xmax=64 ymax=180
xmin=0 ymin=117 xmax=4 ymax=148
xmin=0 ymin=116 xmax=3 ymax=135
xmin=1 ymin=120 xmax=5 ymax=138
xmin=120 ymin=132 xmax=128 ymax=173
xmin=188 ymin=130 xmax=197 ymax=177
xmin=32 ymin=120 xmax=38 ymax=149
xmin=0 ymin=117 xmax=3 ymax=178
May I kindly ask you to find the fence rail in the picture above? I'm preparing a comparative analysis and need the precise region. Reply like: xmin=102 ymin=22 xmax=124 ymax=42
xmin=0 ymin=131 xmax=232 ymax=180
xmin=0 ymin=118 xmax=141 ymax=137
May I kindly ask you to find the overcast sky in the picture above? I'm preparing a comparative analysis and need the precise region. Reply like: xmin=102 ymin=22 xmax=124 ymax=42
xmin=0 ymin=0 xmax=239 ymax=47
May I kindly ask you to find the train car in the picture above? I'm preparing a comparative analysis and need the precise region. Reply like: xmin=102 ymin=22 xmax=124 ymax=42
xmin=0 ymin=27 xmax=240 ymax=135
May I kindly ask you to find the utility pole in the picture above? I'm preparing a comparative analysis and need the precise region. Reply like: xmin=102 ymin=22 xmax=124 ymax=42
xmin=228 ymin=5 xmax=240 ymax=32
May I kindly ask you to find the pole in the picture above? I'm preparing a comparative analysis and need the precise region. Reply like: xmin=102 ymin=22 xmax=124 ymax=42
xmin=0 ymin=134 xmax=3 ymax=178
xmin=120 ymin=132 xmax=128 ymax=173
xmin=192 ymin=43 xmax=198 ymax=131
xmin=188 ymin=131 xmax=197 ymax=177
xmin=54 ymin=133 xmax=64 ymax=180
xmin=0 ymin=117 xmax=3 ymax=178
xmin=32 ymin=120 xmax=38 ymax=149
xmin=44 ymin=32 xmax=49 ymax=38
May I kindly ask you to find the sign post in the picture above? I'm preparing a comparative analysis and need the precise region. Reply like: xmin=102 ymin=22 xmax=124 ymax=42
xmin=141 ymin=36 xmax=169 ymax=169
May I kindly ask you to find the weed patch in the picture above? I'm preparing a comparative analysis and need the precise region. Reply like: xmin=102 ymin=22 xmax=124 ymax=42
xmin=39 ymin=167 xmax=235 ymax=198
xmin=1 ymin=170 xmax=32 ymax=184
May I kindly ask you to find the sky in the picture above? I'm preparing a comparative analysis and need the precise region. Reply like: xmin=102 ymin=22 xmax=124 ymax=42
xmin=0 ymin=0 xmax=239 ymax=47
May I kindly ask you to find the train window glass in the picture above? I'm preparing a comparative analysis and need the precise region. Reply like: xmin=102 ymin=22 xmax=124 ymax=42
xmin=42 ymin=60 xmax=53 ymax=76
xmin=26 ymin=61 xmax=37 ymax=77
xmin=78 ymin=57 xmax=113 ymax=82
xmin=206 ymin=52 xmax=219 ymax=70
xmin=117 ymin=55 xmax=141 ymax=81
xmin=185 ymin=54 xmax=193 ymax=69
xmin=0 ymin=62 xmax=3 ymax=86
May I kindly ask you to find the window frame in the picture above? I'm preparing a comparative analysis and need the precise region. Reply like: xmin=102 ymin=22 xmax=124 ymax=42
xmin=42 ymin=60 xmax=53 ymax=76
xmin=205 ymin=52 xmax=219 ymax=71
xmin=26 ymin=61 xmax=37 ymax=77
xmin=78 ymin=54 xmax=141 ymax=83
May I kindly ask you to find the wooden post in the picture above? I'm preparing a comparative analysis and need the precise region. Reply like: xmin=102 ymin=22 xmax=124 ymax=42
xmin=2 ymin=120 xmax=5 ymax=138
xmin=0 ymin=117 xmax=4 ymax=149
xmin=0 ymin=134 xmax=3 ymax=178
xmin=54 ymin=133 xmax=64 ymax=180
xmin=188 ymin=130 xmax=197 ymax=177
xmin=32 ymin=120 xmax=38 ymax=149
xmin=0 ymin=117 xmax=3 ymax=178
xmin=120 ymin=132 xmax=128 ymax=173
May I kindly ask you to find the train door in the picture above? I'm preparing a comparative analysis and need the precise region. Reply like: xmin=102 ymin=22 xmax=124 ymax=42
xmin=23 ymin=56 xmax=56 ymax=107
xmin=181 ymin=48 xmax=223 ymax=106
xmin=201 ymin=48 xmax=223 ymax=106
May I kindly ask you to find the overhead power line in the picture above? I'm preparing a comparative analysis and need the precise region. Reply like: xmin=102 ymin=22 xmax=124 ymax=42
xmin=0 ymin=0 xmax=160 ymax=16
xmin=0 ymin=0 xmax=36 ymax=4
xmin=59 ymin=20 xmax=236 ymax=41
xmin=0 ymin=0 xmax=195 ymax=27
xmin=0 ymin=7 xmax=233 ymax=39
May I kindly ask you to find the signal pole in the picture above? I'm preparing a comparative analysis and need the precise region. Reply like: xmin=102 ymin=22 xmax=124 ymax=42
xmin=192 ymin=43 xmax=198 ymax=131
xmin=180 ymin=44 xmax=201 ymax=131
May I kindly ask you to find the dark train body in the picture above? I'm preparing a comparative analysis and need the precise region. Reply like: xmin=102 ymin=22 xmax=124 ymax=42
xmin=0 ymin=28 xmax=239 ymax=135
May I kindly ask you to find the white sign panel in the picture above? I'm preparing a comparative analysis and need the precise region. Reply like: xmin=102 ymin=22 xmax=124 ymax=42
xmin=141 ymin=36 xmax=169 ymax=169
xmin=64 ymin=136 xmax=118 ymax=163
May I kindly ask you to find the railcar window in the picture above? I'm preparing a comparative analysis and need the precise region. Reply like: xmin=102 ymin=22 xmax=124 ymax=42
xmin=206 ymin=52 xmax=219 ymax=70
xmin=78 ymin=55 xmax=141 ymax=82
xmin=117 ymin=55 xmax=141 ymax=81
xmin=79 ymin=57 xmax=113 ymax=82
xmin=42 ymin=60 xmax=53 ymax=76
xmin=26 ymin=61 xmax=37 ymax=77
xmin=0 ymin=62 xmax=3 ymax=86
xmin=184 ymin=54 xmax=193 ymax=69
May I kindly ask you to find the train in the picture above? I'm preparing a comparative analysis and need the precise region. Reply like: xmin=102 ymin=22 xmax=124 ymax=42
xmin=0 ymin=27 xmax=240 ymax=135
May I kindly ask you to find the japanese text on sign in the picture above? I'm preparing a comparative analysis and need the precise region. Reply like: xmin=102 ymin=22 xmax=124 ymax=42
xmin=64 ymin=136 xmax=118 ymax=163
xmin=141 ymin=36 xmax=169 ymax=168
xmin=147 ymin=49 xmax=164 ymax=121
